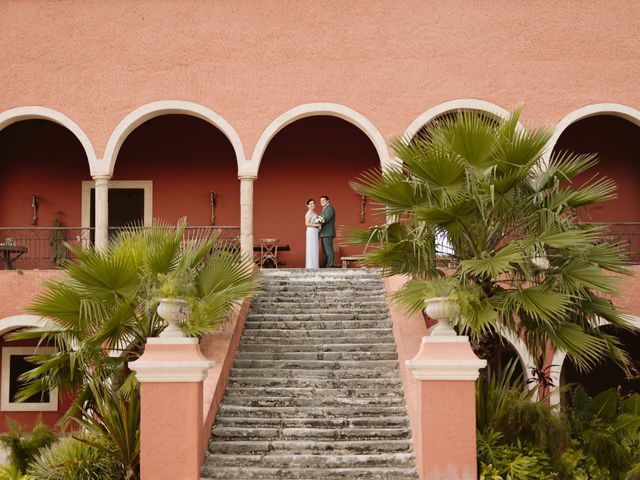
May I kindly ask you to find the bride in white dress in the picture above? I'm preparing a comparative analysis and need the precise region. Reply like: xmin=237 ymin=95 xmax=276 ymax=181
xmin=305 ymin=198 xmax=321 ymax=269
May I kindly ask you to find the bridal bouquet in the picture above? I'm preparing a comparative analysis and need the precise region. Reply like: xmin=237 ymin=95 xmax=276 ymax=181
xmin=314 ymin=216 xmax=325 ymax=224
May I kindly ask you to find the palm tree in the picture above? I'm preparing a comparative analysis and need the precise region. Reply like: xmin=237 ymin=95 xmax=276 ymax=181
xmin=11 ymin=220 xmax=258 ymax=477
xmin=349 ymin=109 xmax=634 ymax=376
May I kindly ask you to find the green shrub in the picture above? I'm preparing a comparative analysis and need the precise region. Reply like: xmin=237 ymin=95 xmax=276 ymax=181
xmin=0 ymin=420 xmax=56 ymax=474
xmin=27 ymin=435 xmax=118 ymax=480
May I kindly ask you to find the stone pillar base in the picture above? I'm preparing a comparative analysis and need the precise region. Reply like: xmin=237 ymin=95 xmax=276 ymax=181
xmin=130 ymin=338 xmax=214 ymax=480
xmin=406 ymin=336 xmax=486 ymax=480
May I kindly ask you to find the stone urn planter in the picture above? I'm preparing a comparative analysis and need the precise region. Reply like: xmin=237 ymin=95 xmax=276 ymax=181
xmin=424 ymin=296 xmax=458 ymax=336
xmin=157 ymin=298 xmax=190 ymax=338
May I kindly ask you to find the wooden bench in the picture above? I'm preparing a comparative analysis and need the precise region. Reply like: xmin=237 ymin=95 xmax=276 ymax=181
xmin=340 ymin=255 xmax=364 ymax=268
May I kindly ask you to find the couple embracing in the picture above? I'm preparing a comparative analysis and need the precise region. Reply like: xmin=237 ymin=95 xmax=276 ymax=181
xmin=304 ymin=195 xmax=335 ymax=269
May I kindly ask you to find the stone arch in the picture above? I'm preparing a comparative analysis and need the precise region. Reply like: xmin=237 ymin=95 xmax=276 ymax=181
xmin=403 ymin=99 xmax=515 ymax=141
xmin=101 ymin=101 xmax=245 ymax=177
xmin=0 ymin=315 xmax=46 ymax=337
xmin=542 ymin=103 xmax=640 ymax=165
xmin=0 ymin=106 xmax=96 ymax=170
xmin=497 ymin=327 xmax=537 ymax=389
xmin=549 ymin=315 xmax=640 ymax=406
xmin=250 ymin=103 xmax=391 ymax=175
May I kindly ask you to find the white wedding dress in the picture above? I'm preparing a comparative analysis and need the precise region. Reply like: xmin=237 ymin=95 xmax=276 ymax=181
xmin=305 ymin=213 xmax=320 ymax=269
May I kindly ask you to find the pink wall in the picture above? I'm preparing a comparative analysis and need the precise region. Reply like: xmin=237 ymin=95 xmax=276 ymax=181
xmin=255 ymin=116 xmax=380 ymax=267
xmin=2 ymin=1 xmax=639 ymax=160
xmin=114 ymin=114 xmax=240 ymax=227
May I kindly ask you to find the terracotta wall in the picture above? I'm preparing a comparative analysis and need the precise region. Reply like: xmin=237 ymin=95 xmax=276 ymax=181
xmin=554 ymin=115 xmax=640 ymax=222
xmin=254 ymin=116 xmax=381 ymax=267
xmin=0 ymin=120 xmax=90 ymax=227
xmin=114 ymin=114 xmax=240 ymax=227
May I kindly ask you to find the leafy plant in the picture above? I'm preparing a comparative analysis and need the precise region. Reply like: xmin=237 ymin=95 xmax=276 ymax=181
xmin=27 ymin=434 xmax=118 ymax=480
xmin=0 ymin=419 xmax=56 ymax=474
xmin=349 ymin=109 xmax=634 ymax=375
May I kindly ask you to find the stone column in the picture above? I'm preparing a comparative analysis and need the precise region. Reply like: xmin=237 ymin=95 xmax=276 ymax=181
xmin=93 ymin=175 xmax=110 ymax=251
xmin=129 ymin=302 xmax=214 ymax=480
xmin=405 ymin=298 xmax=486 ymax=480
xmin=239 ymin=175 xmax=256 ymax=258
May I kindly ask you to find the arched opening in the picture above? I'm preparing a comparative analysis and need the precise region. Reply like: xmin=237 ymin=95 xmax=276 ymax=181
xmin=0 ymin=120 xmax=91 ymax=269
xmin=552 ymin=114 xmax=640 ymax=262
xmin=561 ymin=325 xmax=640 ymax=402
xmin=105 ymin=114 xmax=240 ymax=240
xmin=254 ymin=116 xmax=382 ymax=268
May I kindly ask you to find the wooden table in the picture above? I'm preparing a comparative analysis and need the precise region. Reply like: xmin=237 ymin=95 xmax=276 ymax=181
xmin=0 ymin=244 xmax=27 ymax=270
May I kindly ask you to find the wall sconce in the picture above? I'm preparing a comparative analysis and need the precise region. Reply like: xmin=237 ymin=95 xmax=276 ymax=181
xmin=31 ymin=193 xmax=39 ymax=225
xmin=360 ymin=195 xmax=366 ymax=223
xmin=210 ymin=191 xmax=217 ymax=226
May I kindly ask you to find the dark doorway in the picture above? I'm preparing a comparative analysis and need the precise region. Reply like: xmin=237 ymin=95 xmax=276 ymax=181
xmin=90 ymin=188 xmax=145 ymax=239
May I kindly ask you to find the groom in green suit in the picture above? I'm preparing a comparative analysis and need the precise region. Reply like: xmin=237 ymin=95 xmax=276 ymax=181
xmin=319 ymin=195 xmax=336 ymax=268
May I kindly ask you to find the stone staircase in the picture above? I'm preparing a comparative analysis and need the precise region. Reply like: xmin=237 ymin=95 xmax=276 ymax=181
xmin=201 ymin=269 xmax=419 ymax=480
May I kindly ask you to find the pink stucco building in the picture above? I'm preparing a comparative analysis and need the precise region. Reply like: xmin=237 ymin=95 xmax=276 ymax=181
xmin=1 ymin=1 xmax=639 ymax=478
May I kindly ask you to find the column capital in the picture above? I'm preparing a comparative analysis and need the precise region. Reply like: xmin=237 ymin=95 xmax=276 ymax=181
xmin=238 ymin=174 xmax=257 ymax=181
xmin=92 ymin=175 xmax=111 ymax=185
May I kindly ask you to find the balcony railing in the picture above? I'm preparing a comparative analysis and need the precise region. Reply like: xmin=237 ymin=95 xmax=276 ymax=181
xmin=0 ymin=226 xmax=240 ymax=270
xmin=590 ymin=222 xmax=640 ymax=264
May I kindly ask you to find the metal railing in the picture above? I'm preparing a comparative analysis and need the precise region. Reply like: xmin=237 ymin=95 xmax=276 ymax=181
xmin=0 ymin=225 xmax=241 ymax=270
xmin=590 ymin=222 xmax=640 ymax=264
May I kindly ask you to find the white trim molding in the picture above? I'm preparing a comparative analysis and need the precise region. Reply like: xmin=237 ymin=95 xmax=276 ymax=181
xmin=542 ymin=103 xmax=640 ymax=166
xmin=403 ymin=99 xmax=516 ymax=141
xmin=549 ymin=314 xmax=640 ymax=406
xmin=250 ymin=103 xmax=392 ymax=175
xmin=0 ymin=106 xmax=96 ymax=170
xmin=81 ymin=180 xmax=153 ymax=232
xmin=0 ymin=315 xmax=46 ymax=337
xmin=100 ymin=100 xmax=245 ymax=177
xmin=406 ymin=358 xmax=488 ymax=381
xmin=1 ymin=346 xmax=58 ymax=412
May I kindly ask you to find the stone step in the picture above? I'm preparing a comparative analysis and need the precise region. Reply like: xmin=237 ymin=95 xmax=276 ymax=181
xmin=201 ymin=466 xmax=418 ymax=480
xmin=219 ymin=396 xmax=406 ymax=409
xmin=208 ymin=439 xmax=413 ymax=455
xmin=203 ymin=452 xmax=415 ymax=468
xmin=214 ymin=416 xmax=411 ymax=429
xmin=239 ymin=336 xmax=395 ymax=345
xmin=212 ymin=426 xmax=412 ymax=441
xmin=250 ymin=299 xmax=386 ymax=306
xmin=260 ymin=269 xmax=381 ymax=277
xmin=248 ymin=306 xmax=386 ymax=315
xmin=237 ymin=343 xmax=397 ymax=353
xmin=224 ymin=386 xmax=403 ymax=398
xmin=234 ymin=351 xmax=397 ymax=361
xmin=246 ymin=313 xmax=388 ymax=321
xmin=256 ymin=288 xmax=385 ymax=296
xmin=217 ymin=405 xmax=410 ymax=418
xmin=236 ymin=328 xmax=395 ymax=338
xmin=232 ymin=359 xmax=399 ymax=370
xmin=229 ymin=368 xmax=400 ymax=379
xmin=227 ymin=377 xmax=402 ymax=389
xmin=244 ymin=314 xmax=391 ymax=330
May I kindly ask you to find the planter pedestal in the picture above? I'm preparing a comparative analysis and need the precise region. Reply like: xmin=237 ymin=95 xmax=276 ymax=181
xmin=406 ymin=298 xmax=486 ymax=480
xmin=129 ymin=300 xmax=214 ymax=480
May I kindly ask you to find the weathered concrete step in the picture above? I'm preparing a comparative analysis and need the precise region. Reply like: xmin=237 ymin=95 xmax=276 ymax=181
xmin=214 ymin=416 xmax=411 ymax=429
xmin=217 ymin=405 xmax=409 ymax=418
xmin=220 ymin=396 xmax=406 ymax=408
xmin=230 ymin=368 xmax=400 ymax=379
xmin=250 ymin=299 xmax=386 ymax=306
xmin=249 ymin=307 xmax=386 ymax=315
xmin=227 ymin=377 xmax=402 ymax=389
xmin=234 ymin=351 xmax=397 ymax=361
xmin=224 ymin=386 xmax=403 ymax=398
xmin=257 ymin=288 xmax=386 ymax=296
xmin=208 ymin=439 xmax=413 ymax=455
xmin=238 ymin=343 xmax=397 ymax=353
xmin=246 ymin=313 xmax=388 ymax=321
xmin=240 ymin=336 xmax=395 ymax=345
xmin=201 ymin=466 xmax=418 ymax=480
xmin=232 ymin=359 xmax=399 ymax=370
xmin=203 ymin=452 xmax=415 ymax=468
xmin=260 ymin=268 xmax=381 ymax=276
xmin=244 ymin=314 xmax=391 ymax=331
xmin=237 ymin=328 xmax=395 ymax=338
xmin=259 ymin=278 xmax=383 ymax=285
xmin=212 ymin=426 xmax=412 ymax=441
